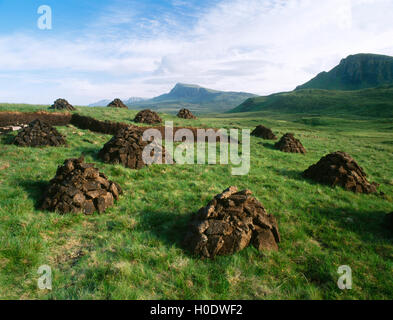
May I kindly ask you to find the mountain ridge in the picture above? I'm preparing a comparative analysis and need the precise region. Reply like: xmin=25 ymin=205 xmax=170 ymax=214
xmin=127 ymin=83 xmax=257 ymax=113
xmin=296 ymin=53 xmax=393 ymax=91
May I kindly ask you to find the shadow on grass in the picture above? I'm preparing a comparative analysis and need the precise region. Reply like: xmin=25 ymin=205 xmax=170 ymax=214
xmin=137 ymin=208 xmax=192 ymax=254
xmin=72 ymin=145 xmax=102 ymax=162
xmin=316 ymin=207 xmax=393 ymax=244
xmin=258 ymin=142 xmax=276 ymax=150
xmin=1 ymin=133 xmax=16 ymax=145
xmin=271 ymin=167 xmax=305 ymax=181
xmin=18 ymin=179 xmax=48 ymax=209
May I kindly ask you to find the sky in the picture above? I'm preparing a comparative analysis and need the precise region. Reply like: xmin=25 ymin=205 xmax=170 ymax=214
xmin=0 ymin=0 xmax=392 ymax=105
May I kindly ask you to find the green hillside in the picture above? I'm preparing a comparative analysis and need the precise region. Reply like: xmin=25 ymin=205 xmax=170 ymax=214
xmin=229 ymin=85 xmax=393 ymax=117
xmin=1 ymin=104 xmax=393 ymax=299
xmin=296 ymin=53 xmax=393 ymax=91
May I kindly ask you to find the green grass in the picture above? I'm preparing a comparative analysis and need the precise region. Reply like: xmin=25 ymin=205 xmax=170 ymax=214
xmin=230 ymin=85 xmax=393 ymax=118
xmin=0 ymin=104 xmax=392 ymax=300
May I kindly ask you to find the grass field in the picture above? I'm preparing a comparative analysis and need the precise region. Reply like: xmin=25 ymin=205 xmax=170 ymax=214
xmin=0 ymin=104 xmax=392 ymax=300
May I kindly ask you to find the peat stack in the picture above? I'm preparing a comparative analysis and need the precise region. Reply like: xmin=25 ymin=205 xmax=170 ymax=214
xmin=41 ymin=156 xmax=122 ymax=214
xmin=177 ymin=108 xmax=197 ymax=119
xmin=50 ymin=98 xmax=76 ymax=111
xmin=303 ymin=151 xmax=378 ymax=193
xmin=98 ymin=127 xmax=171 ymax=169
xmin=251 ymin=125 xmax=277 ymax=140
xmin=134 ymin=109 xmax=162 ymax=124
xmin=274 ymin=133 xmax=306 ymax=154
xmin=13 ymin=119 xmax=66 ymax=147
xmin=183 ymin=186 xmax=280 ymax=259
xmin=107 ymin=98 xmax=128 ymax=109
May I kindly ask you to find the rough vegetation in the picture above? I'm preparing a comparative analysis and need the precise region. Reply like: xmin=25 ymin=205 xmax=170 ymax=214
xmin=184 ymin=186 xmax=280 ymax=259
xmin=41 ymin=156 xmax=122 ymax=214
xmin=13 ymin=119 xmax=66 ymax=147
xmin=274 ymin=133 xmax=306 ymax=154
xmin=303 ymin=151 xmax=378 ymax=193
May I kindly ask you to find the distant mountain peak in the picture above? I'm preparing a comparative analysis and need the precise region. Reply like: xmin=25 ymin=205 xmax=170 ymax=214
xmin=296 ymin=53 xmax=393 ymax=91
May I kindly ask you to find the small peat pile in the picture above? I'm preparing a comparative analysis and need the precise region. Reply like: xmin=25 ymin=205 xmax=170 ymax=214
xmin=13 ymin=119 xmax=66 ymax=147
xmin=303 ymin=151 xmax=378 ymax=193
xmin=177 ymin=108 xmax=197 ymax=119
xmin=183 ymin=186 xmax=280 ymax=259
xmin=41 ymin=156 xmax=122 ymax=214
xmin=50 ymin=98 xmax=76 ymax=111
xmin=134 ymin=109 xmax=162 ymax=124
xmin=251 ymin=125 xmax=277 ymax=140
xmin=107 ymin=98 xmax=128 ymax=109
xmin=99 ymin=127 xmax=170 ymax=169
xmin=274 ymin=133 xmax=306 ymax=154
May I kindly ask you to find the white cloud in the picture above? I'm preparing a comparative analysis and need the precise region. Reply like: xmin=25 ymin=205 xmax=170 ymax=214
xmin=1 ymin=0 xmax=393 ymax=104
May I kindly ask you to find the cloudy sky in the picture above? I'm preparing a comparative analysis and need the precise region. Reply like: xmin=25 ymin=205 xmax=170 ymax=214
xmin=0 ymin=0 xmax=392 ymax=105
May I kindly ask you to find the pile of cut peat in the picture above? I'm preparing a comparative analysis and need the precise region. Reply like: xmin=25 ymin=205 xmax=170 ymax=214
xmin=303 ymin=151 xmax=378 ymax=193
xmin=274 ymin=133 xmax=306 ymax=154
xmin=107 ymin=98 xmax=128 ymax=109
xmin=99 ymin=127 xmax=170 ymax=169
xmin=134 ymin=109 xmax=162 ymax=124
xmin=50 ymin=98 xmax=76 ymax=111
xmin=177 ymin=108 xmax=197 ymax=119
xmin=183 ymin=186 xmax=280 ymax=259
xmin=13 ymin=119 xmax=66 ymax=147
xmin=41 ymin=156 xmax=122 ymax=214
xmin=251 ymin=125 xmax=277 ymax=140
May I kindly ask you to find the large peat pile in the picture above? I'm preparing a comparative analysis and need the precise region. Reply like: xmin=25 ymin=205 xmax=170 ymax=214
xmin=107 ymin=98 xmax=128 ymax=109
xmin=50 ymin=98 xmax=76 ymax=111
xmin=274 ymin=133 xmax=306 ymax=154
xmin=99 ymin=127 xmax=170 ymax=169
xmin=303 ymin=151 xmax=378 ymax=193
xmin=134 ymin=109 xmax=162 ymax=124
xmin=41 ymin=156 xmax=122 ymax=214
xmin=13 ymin=119 xmax=66 ymax=147
xmin=183 ymin=186 xmax=280 ymax=258
xmin=251 ymin=125 xmax=277 ymax=140
xmin=177 ymin=108 xmax=197 ymax=119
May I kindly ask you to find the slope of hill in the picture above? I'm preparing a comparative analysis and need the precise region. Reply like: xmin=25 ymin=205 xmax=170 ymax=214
xmin=296 ymin=53 xmax=393 ymax=91
xmin=89 ymin=97 xmax=146 ymax=107
xmin=229 ymin=85 xmax=393 ymax=117
xmin=127 ymin=83 xmax=257 ymax=113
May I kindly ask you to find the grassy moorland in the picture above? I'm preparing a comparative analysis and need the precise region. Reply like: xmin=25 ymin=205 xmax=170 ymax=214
xmin=230 ymin=85 xmax=393 ymax=118
xmin=0 ymin=104 xmax=392 ymax=300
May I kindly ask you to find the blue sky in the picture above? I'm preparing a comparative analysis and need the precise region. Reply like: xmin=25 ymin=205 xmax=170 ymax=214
xmin=0 ymin=0 xmax=393 ymax=104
